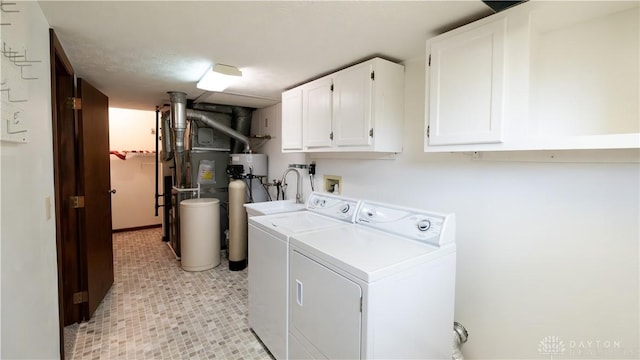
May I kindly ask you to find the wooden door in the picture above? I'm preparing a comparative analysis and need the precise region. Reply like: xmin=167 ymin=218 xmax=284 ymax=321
xmin=50 ymin=30 xmax=82 ymax=329
xmin=77 ymin=79 xmax=114 ymax=318
xmin=50 ymin=30 xmax=114 ymax=358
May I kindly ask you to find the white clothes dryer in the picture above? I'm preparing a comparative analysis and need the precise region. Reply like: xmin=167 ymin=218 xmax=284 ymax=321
xmin=247 ymin=192 xmax=359 ymax=360
xmin=288 ymin=201 xmax=456 ymax=360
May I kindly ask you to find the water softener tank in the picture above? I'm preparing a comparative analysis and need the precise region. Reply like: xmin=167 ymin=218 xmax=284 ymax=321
xmin=228 ymin=179 xmax=247 ymax=271
xmin=180 ymin=198 xmax=221 ymax=271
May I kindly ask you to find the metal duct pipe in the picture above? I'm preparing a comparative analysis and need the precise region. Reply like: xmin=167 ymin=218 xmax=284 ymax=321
xmin=193 ymin=102 xmax=233 ymax=114
xmin=169 ymin=91 xmax=188 ymax=187
xmin=186 ymin=108 xmax=252 ymax=153
xmin=231 ymin=106 xmax=253 ymax=154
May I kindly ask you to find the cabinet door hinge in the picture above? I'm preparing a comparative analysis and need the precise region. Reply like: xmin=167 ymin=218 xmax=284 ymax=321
xmin=427 ymin=125 xmax=430 ymax=138
xmin=370 ymin=71 xmax=375 ymax=80
xmin=369 ymin=128 xmax=373 ymax=137
xmin=428 ymin=54 xmax=431 ymax=67
xmin=72 ymin=291 xmax=88 ymax=304
xmin=66 ymin=97 xmax=82 ymax=110
xmin=329 ymin=132 xmax=334 ymax=141
xmin=69 ymin=195 xmax=85 ymax=209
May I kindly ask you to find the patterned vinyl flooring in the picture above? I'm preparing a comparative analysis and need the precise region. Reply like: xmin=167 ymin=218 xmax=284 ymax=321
xmin=70 ymin=228 xmax=271 ymax=360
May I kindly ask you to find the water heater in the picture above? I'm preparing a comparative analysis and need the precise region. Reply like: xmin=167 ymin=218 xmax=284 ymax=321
xmin=229 ymin=154 xmax=267 ymax=176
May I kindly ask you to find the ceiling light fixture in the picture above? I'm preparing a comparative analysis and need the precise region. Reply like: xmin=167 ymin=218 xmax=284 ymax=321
xmin=197 ymin=63 xmax=242 ymax=92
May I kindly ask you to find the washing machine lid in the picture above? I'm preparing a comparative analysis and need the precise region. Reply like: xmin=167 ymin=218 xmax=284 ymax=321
xmin=290 ymin=226 xmax=455 ymax=282
xmin=249 ymin=211 xmax=352 ymax=240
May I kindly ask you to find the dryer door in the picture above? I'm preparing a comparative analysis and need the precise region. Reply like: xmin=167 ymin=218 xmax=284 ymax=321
xmin=290 ymin=250 xmax=362 ymax=359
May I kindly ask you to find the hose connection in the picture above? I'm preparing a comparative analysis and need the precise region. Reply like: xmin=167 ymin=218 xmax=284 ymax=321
xmin=452 ymin=322 xmax=468 ymax=360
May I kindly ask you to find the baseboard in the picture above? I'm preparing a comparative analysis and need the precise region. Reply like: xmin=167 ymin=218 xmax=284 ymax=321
xmin=112 ymin=224 xmax=162 ymax=233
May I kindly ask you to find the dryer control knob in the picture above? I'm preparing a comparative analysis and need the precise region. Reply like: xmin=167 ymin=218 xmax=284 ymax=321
xmin=417 ymin=219 xmax=431 ymax=232
xmin=366 ymin=208 xmax=376 ymax=218
xmin=339 ymin=203 xmax=350 ymax=214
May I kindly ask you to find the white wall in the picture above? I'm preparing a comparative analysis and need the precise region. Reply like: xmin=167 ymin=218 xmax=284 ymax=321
xmin=0 ymin=2 xmax=60 ymax=358
xmin=252 ymin=104 xmax=306 ymax=201
xmin=109 ymin=108 xmax=162 ymax=230
xmin=261 ymin=58 xmax=640 ymax=358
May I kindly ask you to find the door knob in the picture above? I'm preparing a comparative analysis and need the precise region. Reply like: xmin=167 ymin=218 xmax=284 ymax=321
xmin=109 ymin=189 xmax=117 ymax=194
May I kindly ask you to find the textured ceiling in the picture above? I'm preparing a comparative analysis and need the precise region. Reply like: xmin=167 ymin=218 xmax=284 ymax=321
xmin=38 ymin=1 xmax=493 ymax=110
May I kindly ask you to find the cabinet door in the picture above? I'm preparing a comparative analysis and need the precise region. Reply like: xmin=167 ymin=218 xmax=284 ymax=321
xmin=303 ymin=77 xmax=333 ymax=148
xmin=333 ymin=62 xmax=373 ymax=147
xmin=427 ymin=18 xmax=506 ymax=146
xmin=290 ymin=250 xmax=362 ymax=360
xmin=281 ymin=88 xmax=303 ymax=151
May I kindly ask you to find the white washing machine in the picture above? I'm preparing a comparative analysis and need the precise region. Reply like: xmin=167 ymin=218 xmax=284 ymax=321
xmin=247 ymin=192 xmax=359 ymax=360
xmin=288 ymin=200 xmax=456 ymax=360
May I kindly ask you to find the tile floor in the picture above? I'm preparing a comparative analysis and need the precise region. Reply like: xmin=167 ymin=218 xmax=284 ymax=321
xmin=69 ymin=228 xmax=271 ymax=360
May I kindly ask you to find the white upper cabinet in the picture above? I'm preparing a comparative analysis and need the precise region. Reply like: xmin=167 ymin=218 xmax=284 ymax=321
xmin=281 ymin=88 xmax=303 ymax=151
xmin=428 ymin=18 xmax=506 ymax=146
xmin=282 ymin=57 xmax=405 ymax=153
xmin=303 ymin=77 xmax=334 ymax=149
xmin=333 ymin=62 xmax=373 ymax=147
xmin=425 ymin=1 xmax=640 ymax=152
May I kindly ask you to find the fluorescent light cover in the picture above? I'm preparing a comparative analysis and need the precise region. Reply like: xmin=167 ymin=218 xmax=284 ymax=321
xmin=197 ymin=64 xmax=242 ymax=92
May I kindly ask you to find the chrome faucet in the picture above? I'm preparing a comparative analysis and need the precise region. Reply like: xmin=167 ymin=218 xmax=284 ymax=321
xmin=281 ymin=168 xmax=303 ymax=204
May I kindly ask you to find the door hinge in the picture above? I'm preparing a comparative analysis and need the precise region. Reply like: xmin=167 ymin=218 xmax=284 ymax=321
xmin=72 ymin=291 xmax=88 ymax=304
xmin=428 ymin=54 xmax=431 ymax=67
xmin=369 ymin=128 xmax=373 ymax=137
xmin=370 ymin=71 xmax=375 ymax=80
xmin=69 ymin=195 xmax=85 ymax=209
xmin=329 ymin=132 xmax=334 ymax=141
xmin=66 ymin=97 xmax=82 ymax=110
xmin=427 ymin=125 xmax=430 ymax=138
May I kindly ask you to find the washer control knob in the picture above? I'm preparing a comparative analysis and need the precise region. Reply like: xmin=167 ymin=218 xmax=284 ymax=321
xmin=320 ymin=200 xmax=326 ymax=207
xmin=339 ymin=203 xmax=350 ymax=214
xmin=312 ymin=198 xmax=320 ymax=206
xmin=366 ymin=208 xmax=376 ymax=218
xmin=417 ymin=219 xmax=431 ymax=232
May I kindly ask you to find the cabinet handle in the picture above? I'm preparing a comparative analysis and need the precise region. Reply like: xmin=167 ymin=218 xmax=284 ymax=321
xmin=296 ymin=280 xmax=303 ymax=306
xmin=369 ymin=128 xmax=373 ymax=137
xmin=329 ymin=132 xmax=334 ymax=141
